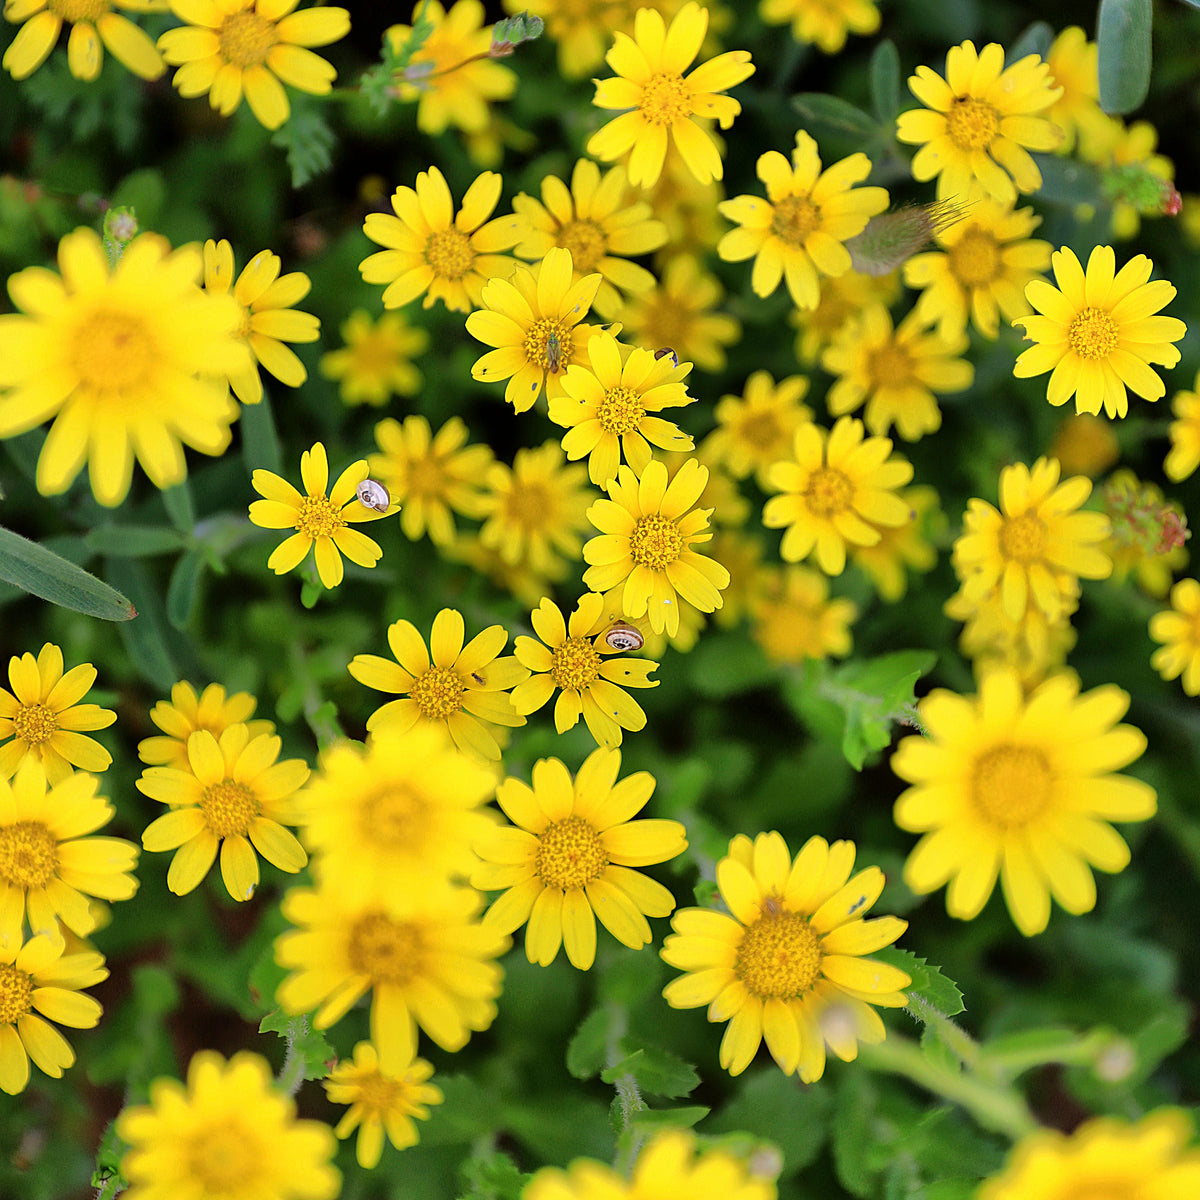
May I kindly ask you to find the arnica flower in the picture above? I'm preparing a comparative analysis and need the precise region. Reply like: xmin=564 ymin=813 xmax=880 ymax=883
xmin=368 ymin=414 xmax=492 ymax=545
xmin=275 ymin=882 xmax=508 ymax=1070
xmin=347 ymin=608 xmax=528 ymax=763
xmin=583 ymin=457 xmax=730 ymax=637
xmin=662 ymin=831 xmax=910 ymax=1080
xmin=892 ymin=667 xmax=1156 ymax=936
xmin=0 ymin=931 xmax=107 ymax=1095
xmin=0 ymin=643 xmax=115 ymax=783
xmin=1012 ymin=245 xmax=1186 ymax=419
xmin=850 ymin=484 xmax=942 ymax=603
xmin=1150 ymin=578 xmax=1200 ymax=695
xmin=385 ymin=0 xmax=516 ymax=136
xmin=510 ymin=593 xmax=659 ymax=749
xmin=587 ymin=2 xmax=754 ymax=188
xmin=717 ymin=132 xmax=889 ymax=310
xmin=466 ymin=246 xmax=602 ymax=413
xmin=2 ymin=0 xmax=164 ymax=81
xmin=201 ymin=239 xmax=319 ymax=405
xmin=895 ymin=40 xmax=1063 ymax=203
xmin=1164 ymin=373 xmax=1200 ymax=482
xmin=0 ymin=227 xmax=244 ymax=507
xmin=116 ymin=1050 xmax=340 ymax=1200
xmin=324 ymin=1041 xmax=442 ymax=1170
xmin=977 ymin=1110 xmax=1200 ymax=1200
xmin=138 ymin=680 xmax=274 ymax=771
xmin=0 ymin=759 xmax=139 ymax=946
xmin=749 ymin=566 xmax=857 ymax=665
xmin=902 ymin=195 xmax=1053 ymax=340
xmin=137 ymin=725 xmax=310 ymax=901
xmin=472 ymin=748 xmax=684 ymax=970
xmin=360 ymin=166 xmax=520 ymax=313
xmin=548 ymin=329 xmax=695 ymax=486
xmin=524 ymin=1127 xmax=779 ymax=1200
xmin=1043 ymin=25 xmax=1109 ymax=157
xmin=1048 ymin=413 xmax=1121 ymax=479
xmin=762 ymin=417 xmax=914 ymax=576
xmin=512 ymin=159 xmax=666 ymax=321
xmin=319 ymin=309 xmax=429 ymax=407
xmin=157 ymin=0 xmax=351 ymax=132
xmin=822 ymin=304 xmax=973 ymax=442
xmin=951 ymin=456 xmax=1112 ymax=624
xmin=248 ymin=441 xmax=390 ymax=590
xmin=759 ymin=0 xmax=878 ymax=53
xmin=790 ymin=268 xmax=900 ymax=365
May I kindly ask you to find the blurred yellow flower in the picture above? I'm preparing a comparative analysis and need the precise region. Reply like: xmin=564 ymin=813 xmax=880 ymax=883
xmin=1150 ymin=578 xmax=1200 ymax=695
xmin=2 ymin=0 xmax=164 ymax=80
xmin=1047 ymin=413 xmax=1120 ymax=479
xmin=1043 ymin=25 xmax=1108 ymax=156
xmin=749 ymin=566 xmax=857 ymax=664
xmin=319 ymin=309 xmax=428 ymax=406
xmin=1165 ymin=374 xmax=1200 ymax=482
xmin=701 ymin=371 xmax=812 ymax=490
xmin=850 ymin=483 xmax=942 ymax=603
xmin=759 ymin=0 xmax=879 ymax=54
xmin=790 ymin=268 xmax=899 ymax=365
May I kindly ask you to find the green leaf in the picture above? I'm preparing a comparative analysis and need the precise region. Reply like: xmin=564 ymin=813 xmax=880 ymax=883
xmin=1007 ymin=21 xmax=1055 ymax=63
xmin=270 ymin=104 xmax=336 ymax=189
xmin=166 ymin=550 xmax=204 ymax=630
xmin=600 ymin=1045 xmax=699 ymax=1099
xmin=258 ymin=1011 xmax=336 ymax=1081
xmin=242 ymin=392 xmax=284 ymax=476
xmin=686 ymin=629 xmax=776 ymax=698
xmin=105 ymin=558 xmax=185 ymax=689
xmin=625 ymin=1105 xmax=709 ymax=1131
xmin=84 ymin=525 xmax=187 ymax=557
xmin=457 ymin=1150 xmax=529 ymax=1200
xmin=566 ymin=1009 xmax=609 ymax=1081
xmin=1097 ymin=0 xmax=1152 ymax=114
xmin=161 ymin=479 xmax=196 ymax=532
xmin=110 ymin=168 xmax=166 ymax=229
xmin=869 ymin=40 xmax=901 ymax=124
xmin=1032 ymin=155 xmax=1103 ymax=206
xmin=875 ymin=948 xmax=965 ymax=1018
xmin=792 ymin=93 xmax=882 ymax=141
xmin=0 ymin=524 xmax=136 ymax=620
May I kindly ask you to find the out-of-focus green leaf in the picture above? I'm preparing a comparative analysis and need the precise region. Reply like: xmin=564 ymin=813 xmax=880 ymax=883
xmin=271 ymin=104 xmax=336 ymax=189
xmin=566 ymin=1009 xmax=609 ymax=1081
xmin=84 ymin=525 xmax=187 ymax=557
xmin=242 ymin=392 xmax=284 ymax=477
xmin=687 ymin=630 xmax=776 ymax=698
xmin=869 ymin=40 xmax=901 ymax=124
xmin=258 ymin=1011 xmax=336 ymax=1081
xmin=161 ymin=479 xmax=196 ymax=532
xmin=457 ymin=1151 xmax=529 ymax=1200
xmin=1097 ymin=0 xmax=1152 ymax=114
xmin=105 ymin=557 xmax=184 ymax=688
xmin=1008 ymin=21 xmax=1054 ymax=63
xmin=624 ymin=1105 xmax=709 ymax=1131
xmin=600 ymin=1045 xmax=699 ymax=1099
xmin=792 ymin=93 xmax=883 ymax=142
xmin=1033 ymin=155 xmax=1103 ymax=206
xmin=166 ymin=550 xmax=204 ymax=629
xmin=0 ymin=524 xmax=136 ymax=620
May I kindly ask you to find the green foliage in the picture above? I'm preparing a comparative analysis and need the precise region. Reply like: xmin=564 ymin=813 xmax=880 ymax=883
xmin=1097 ymin=0 xmax=1153 ymax=113
xmin=0 ymin=524 xmax=136 ymax=620
xmin=271 ymin=103 xmax=336 ymax=190
xmin=258 ymin=1012 xmax=337 ymax=1082
xmin=878 ymin=949 xmax=966 ymax=1020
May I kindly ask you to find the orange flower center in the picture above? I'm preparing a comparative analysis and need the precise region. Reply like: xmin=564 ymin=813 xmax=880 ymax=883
xmin=348 ymin=911 xmax=426 ymax=985
xmin=1068 ymin=307 xmax=1119 ymax=360
xmin=12 ymin=703 xmax=58 ymax=747
xmin=49 ymin=0 xmax=107 ymax=20
xmin=867 ymin=342 xmax=916 ymax=389
xmin=630 ymin=514 xmax=684 ymax=569
xmin=598 ymin=385 xmax=646 ymax=435
xmin=0 ymin=964 xmax=34 ymax=1025
xmin=199 ymin=779 xmax=259 ymax=838
xmin=0 ymin=821 xmax=59 ymax=890
xmin=186 ymin=1118 xmax=261 ymax=1190
xmin=355 ymin=1070 xmax=406 ymax=1113
xmin=71 ymin=308 xmax=156 ymax=392
xmin=550 ymin=636 xmax=602 ymax=693
xmin=946 ymin=97 xmax=1000 ymax=150
xmin=639 ymin=72 xmax=692 ymax=126
xmin=803 ymin=466 xmax=854 ymax=518
xmin=948 ymin=228 xmax=1001 ymax=286
xmin=218 ymin=10 xmax=278 ymax=69
xmin=535 ymin=815 xmax=608 ymax=889
xmin=970 ymin=745 xmax=1053 ymax=826
xmin=411 ymin=666 xmax=465 ymax=720
xmin=998 ymin=512 xmax=1047 ymax=562
xmin=525 ymin=318 xmax=572 ymax=373
xmin=425 ymin=228 xmax=474 ymax=280
xmin=735 ymin=899 xmax=822 ymax=999
xmin=558 ymin=220 xmax=607 ymax=273
xmin=296 ymin=495 xmax=347 ymax=540
xmin=770 ymin=195 xmax=821 ymax=246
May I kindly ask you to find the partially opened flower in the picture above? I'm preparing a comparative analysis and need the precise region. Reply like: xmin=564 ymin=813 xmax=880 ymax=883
xmin=2 ymin=0 xmax=164 ymax=81
xmin=138 ymin=681 xmax=274 ymax=770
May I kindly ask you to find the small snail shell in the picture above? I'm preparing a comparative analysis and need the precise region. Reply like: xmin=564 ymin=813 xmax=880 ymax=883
xmin=604 ymin=621 xmax=644 ymax=652
xmin=356 ymin=479 xmax=390 ymax=513
xmin=653 ymin=347 xmax=679 ymax=368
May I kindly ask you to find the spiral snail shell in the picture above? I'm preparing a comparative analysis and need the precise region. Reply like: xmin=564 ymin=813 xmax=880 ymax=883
xmin=603 ymin=621 xmax=644 ymax=652
xmin=356 ymin=479 xmax=391 ymax=512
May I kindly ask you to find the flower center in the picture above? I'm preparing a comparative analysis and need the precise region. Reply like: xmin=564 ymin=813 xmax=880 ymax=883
xmin=803 ymin=466 xmax=854 ymax=518
xmin=185 ymin=1118 xmax=262 ymax=1191
xmin=740 ymin=412 xmax=784 ymax=450
xmin=639 ymin=72 xmax=692 ymax=126
xmin=0 ymin=821 xmax=59 ymax=890
xmin=629 ymin=514 xmax=684 ymax=569
xmin=411 ymin=667 xmax=465 ymax=720
xmin=424 ymin=228 xmax=474 ymax=280
xmin=550 ymin=636 xmax=602 ymax=692
xmin=948 ymin=228 xmax=1001 ymax=286
xmin=867 ymin=343 xmax=916 ymax=388
xmin=770 ymin=195 xmax=821 ymax=246
xmin=535 ymin=815 xmax=608 ymax=889
xmin=218 ymin=10 xmax=278 ymax=68
xmin=970 ymin=745 xmax=1053 ymax=826
xmin=348 ymin=911 xmax=425 ymax=986
xmin=71 ymin=308 xmax=156 ymax=392
xmin=504 ymin=480 xmax=553 ymax=529
xmin=353 ymin=331 xmax=401 ymax=376
xmin=524 ymin=319 xmax=572 ymax=373
xmin=48 ymin=0 xmax=107 ymax=20
xmin=598 ymin=386 xmax=646 ymax=435
xmin=0 ymin=964 xmax=34 ymax=1026
xmin=558 ymin=220 xmax=607 ymax=273
xmin=295 ymin=495 xmax=346 ymax=540
xmin=361 ymin=783 xmax=426 ymax=850
xmin=358 ymin=1071 xmax=404 ymax=1113
xmin=945 ymin=96 xmax=1000 ymax=150
xmin=12 ymin=703 xmax=58 ymax=747
xmin=735 ymin=900 xmax=822 ymax=1000
xmin=1068 ymin=307 xmax=1119 ymax=360
xmin=998 ymin=512 xmax=1047 ymax=562
xmin=199 ymin=780 xmax=259 ymax=839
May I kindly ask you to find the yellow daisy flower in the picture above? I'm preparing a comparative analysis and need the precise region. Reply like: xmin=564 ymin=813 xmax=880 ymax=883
xmin=360 ymin=166 xmax=520 ymax=312
xmin=472 ymin=747 xmax=684 ymax=970
xmin=510 ymin=592 xmax=660 ymax=749
xmin=466 ymin=246 xmax=602 ymax=413
xmin=951 ymin=456 xmax=1112 ymax=623
xmin=0 ymin=643 xmax=115 ymax=783
xmin=385 ymin=0 xmax=515 ymax=136
xmin=850 ymin=483 xmax=942 ymax=603
xmin=895 ymin=40 xmax=1063 ymax=203
xmin=0 ymin=227 xmax=244 ymax=507
xmin=709 ymin=529 xmax=767 ymax=628
xmin=117 ymin=1050 xmax=340 ymax=1199
xmin=319 ymin=309 xmax=428 ymax=407
xmin=1043 ymin=25 xmax=1109 ymax=156
xmin=822 ymin=304 xmax=973 ymax=441
xmin=790 ymin=268 xmax=900 ymax=365
xmin=662 ymin=830 xmax=910 ymax=1080
xmin=1165 ymin=375 xmax=1200 ymax=482
xmin=902 ymin=195 xmax=1052 ymax=340
xmin=368 ymin=414 xmax=492 ymax=545
xmin=275 ymin=881 xmax=508 ymax=1070
xmin=548 ymin=329 xmax=695 ymax=487
xmin=583 ymin=457 xmax=730 ymax=636
xmin=762 ymin=417 xmax=914 ymax=576
xmin=1012 ymin=245 xmax=1186 ymax=419
xmin=0 ymin=931 xmax=107 ymax=1095
xmin=512 ymin=159 xmax=667 ymax=321
xmin=200 ymin=239 xmax=319 ymax=405
xmin=324 ymin=1041 xmax=442 ymax=1169
xmin=646 ymin=150 xmax=726 ymax=258
xmin=892 ymin=667 xmax=1156 ymax=936
xmin=1048 ymin=413 xmax=1120 ymax=479
xmin=138 ymin=680 xmax=274 ymax=770
xmin=347 ymin=608 xmax=528 ymax=763
xmin=749 ymin=565 xmax=856 ymax=665
xmin=137 ymin=724 xmax=310 ymax=901
xmin=587 ymin=1 xmax=755 ymax=188
xmin=2 ymin=0 xmax=164 ymax=80
xmin=157 ymin=0 xmax=350 ymax=131
xmin=1150 ymin=578 xmax=1200 ymax=695
xmin=758 ymin=0 xmax=878 ymax=54
xmin=248 ymin=441 xmax=390 ymax=590
xmin=717 ymin=132 xmax=889 ymax=310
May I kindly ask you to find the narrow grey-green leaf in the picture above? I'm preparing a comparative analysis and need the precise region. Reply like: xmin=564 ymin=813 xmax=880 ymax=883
xmin=241 ymin=392 xmax=284 ymax=476
xmin=166 ymin=550 xmax=204 ymax=630
xmin=792 ymin=94 xmax=881 ymax=140
xmin=869 ymin=40 xmax=901 ymax=124
xmin=161 ymin=479 xmax=196 ymax=532
xmin=0 ymin=524 xmax=136 ymax=620
xmin=84 ymin=525 xmax=187 ymax=557
xmin=1007 ymin=21 xmax=1054 ymax=64
xmin=1097 ymin=0 xmax=1152 ymax=114
xmin=105 ymin=558 xmax=181 ymax=689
